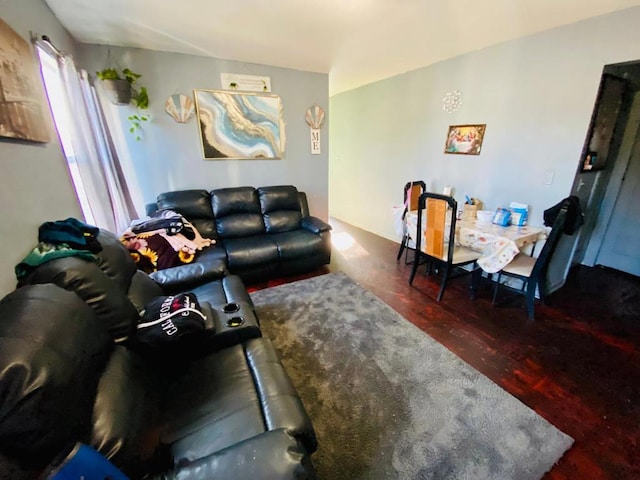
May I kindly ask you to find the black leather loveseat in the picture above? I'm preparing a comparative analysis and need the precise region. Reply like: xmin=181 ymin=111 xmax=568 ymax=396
xmin=148 ymin=185 xmax=332 ymax=283
xmin=0 ymin=230 xmax=317 ymax=479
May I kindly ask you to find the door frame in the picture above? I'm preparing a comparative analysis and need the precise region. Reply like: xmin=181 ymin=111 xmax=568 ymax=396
xmin=567 ymin=63 xmax=640 ymax=272
xmin=582 ymin=90 xmax=640 ymax=266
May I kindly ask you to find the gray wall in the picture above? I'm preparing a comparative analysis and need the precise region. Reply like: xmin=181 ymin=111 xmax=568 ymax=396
xmin=77 ymin=45 xmax=329 ymax=220
xmin=0 ymin=0 xmax=81 ymax=296
xmin=0 ymin=2 xmax=328 ymax=296
xmin=329 ymin=8 xmax=640 ymax=245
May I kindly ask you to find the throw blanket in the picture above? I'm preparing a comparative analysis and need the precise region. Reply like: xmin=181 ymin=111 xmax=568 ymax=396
xmin=16 ymin=243 xmax=97 ymax=283
xmin=16 ymin=217 xmax=103 ymax=283
xmin=38 ymin=217 xmax=102 ymax=253
xmin=121 ymin=213 xmax=214 ymax=273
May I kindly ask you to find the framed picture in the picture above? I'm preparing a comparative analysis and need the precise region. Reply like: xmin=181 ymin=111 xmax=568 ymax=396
xmin=194 ymin=89 xmax=285 ymax=159
xmin=444 ymin=124 xmax=486 ymax=155
xmin=0 ymin=18 xmax=50 ymax=143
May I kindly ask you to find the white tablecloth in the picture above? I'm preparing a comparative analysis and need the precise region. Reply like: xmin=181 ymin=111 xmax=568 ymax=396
xmin=405 ymin=212 xmax=548 ymax=273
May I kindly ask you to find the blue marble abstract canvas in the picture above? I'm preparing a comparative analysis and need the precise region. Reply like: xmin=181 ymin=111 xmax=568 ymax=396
xmin=194 ymin=89 xmax=284 ymax=159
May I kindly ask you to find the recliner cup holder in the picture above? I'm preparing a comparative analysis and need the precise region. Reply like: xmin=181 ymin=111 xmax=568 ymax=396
xmin=227 ymin=316 xmax=244 ymax=328
xmin=223 ymin=303 xmax=240 ymax=314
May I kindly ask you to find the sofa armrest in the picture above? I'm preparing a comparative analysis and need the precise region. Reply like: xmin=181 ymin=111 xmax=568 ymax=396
xmin=300 ymin=216 xmax=331 ymax=234
xmin=152 ymin=429 xmax=316 ymax=480
xmin=193 ymin=302 xmax=262 ymax=353
xmin=149 ymin=260 xmax=227 ymax=293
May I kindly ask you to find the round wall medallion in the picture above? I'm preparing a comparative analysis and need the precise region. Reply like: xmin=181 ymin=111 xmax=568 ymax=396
xmin=442 ymin=90 xmax=462 ymax=113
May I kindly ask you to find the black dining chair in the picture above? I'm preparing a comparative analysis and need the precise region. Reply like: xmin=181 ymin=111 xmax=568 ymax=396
xmin=409 ymin=192 xmax=481 ymax=302
xmin=397 ymin=181 xmax=426 ymax=264
xmin=491 ymin=203 xmax=570 ymax=320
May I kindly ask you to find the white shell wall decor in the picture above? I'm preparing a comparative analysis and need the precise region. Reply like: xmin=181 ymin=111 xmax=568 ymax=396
xmin=305 ymin=105 xmax=324 ymax=155
xmin=165 ymin=94 xmax=195 ymax=123
xmin=305 ymin=105 xmax=325 ymax=129
xmin=442 ymin=90 xmax=463 ymax=113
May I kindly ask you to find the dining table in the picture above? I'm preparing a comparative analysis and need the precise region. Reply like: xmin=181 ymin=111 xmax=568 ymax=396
xmin=405 ymin=211 xmax=548 ymax=274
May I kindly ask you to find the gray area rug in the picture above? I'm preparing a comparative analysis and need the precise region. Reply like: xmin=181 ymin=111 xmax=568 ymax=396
xmin=250 ymin=272 xmax=573 ymax=480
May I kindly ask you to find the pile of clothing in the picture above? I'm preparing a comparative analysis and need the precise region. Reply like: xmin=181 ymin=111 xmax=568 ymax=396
xmin=120 ymin=210 xmax=214 ymax=273
xmin=16 ymin=218 xmax=102 ymax=283
xmin=543 ymin=195 xmax=584 ymax=235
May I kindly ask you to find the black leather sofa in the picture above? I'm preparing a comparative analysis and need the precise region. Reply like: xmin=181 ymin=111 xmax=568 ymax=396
xmin=148 ymin=185 xmax=332 ymax=284
xmin=0 ymin=230 xmax=317 ymax=479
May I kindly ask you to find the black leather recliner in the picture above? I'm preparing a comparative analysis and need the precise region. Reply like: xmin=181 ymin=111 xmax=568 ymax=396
xmin=150 ymin=185 xmax=332 ymax=284
xmin=0 ymin=229 xmax=317 ymax=479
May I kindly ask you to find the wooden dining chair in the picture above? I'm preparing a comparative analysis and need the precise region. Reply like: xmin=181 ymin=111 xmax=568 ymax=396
xmin=408 ymin=192 xmax=482 ymax=302
xmin=397 ymin=181 xmax=426 ymax=264
xmin=491 ymin=204 xmax=570 ymax=320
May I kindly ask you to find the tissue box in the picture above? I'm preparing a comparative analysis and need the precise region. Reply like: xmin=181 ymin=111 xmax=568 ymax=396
xmin=509 ymin=202 xmax=528 ymax=226
xmin=492 ymin=208 xmax=511 ymax=226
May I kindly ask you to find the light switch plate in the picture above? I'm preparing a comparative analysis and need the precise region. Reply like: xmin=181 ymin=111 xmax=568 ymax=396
xmin=544 ymin=169 xmax=555 ymax=185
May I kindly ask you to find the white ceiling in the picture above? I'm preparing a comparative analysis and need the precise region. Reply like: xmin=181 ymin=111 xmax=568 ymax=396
xmin=44 ymin=0 xmax=640 ymax=95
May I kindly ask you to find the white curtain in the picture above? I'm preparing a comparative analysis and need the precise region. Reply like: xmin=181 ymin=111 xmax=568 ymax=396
xmin=36 ymin=40 xmax=137 ymax=234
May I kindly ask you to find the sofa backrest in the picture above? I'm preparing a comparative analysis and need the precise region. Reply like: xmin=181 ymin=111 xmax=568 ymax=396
xmin=211 ymin=186 xmax=265 ymax=239
xmin=90 ymin=345 xmax=165 ymax=475
xmin=0 ymin=283 xmax=166 ymax=476
xmin=0 ymin=284 xmax=112 ymax=468
xmin=156 ymin=189 xmax=218 ymax=240
xmin=22 ymin=230 xmax=162 ymax=342
xmin=258 ymin=185 xmax=303 ymax=233
xmin=152 ymin=185 xmax=309 ymax=239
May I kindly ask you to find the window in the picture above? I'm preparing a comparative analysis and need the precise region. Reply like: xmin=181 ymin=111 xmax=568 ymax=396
xmin=35 ymin=40 xmax=138 ymax=234
xmin=37 ymin=46 xmax=96 ymax=225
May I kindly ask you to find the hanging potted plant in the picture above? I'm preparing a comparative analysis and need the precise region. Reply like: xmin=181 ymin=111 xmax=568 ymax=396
xmin=96 ymin=67 xmax=150 ymax=140
xmin=96 ymin=67 xmax=134 ymax=105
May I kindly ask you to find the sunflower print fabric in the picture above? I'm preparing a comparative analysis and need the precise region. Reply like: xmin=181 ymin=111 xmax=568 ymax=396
xmin=120 ymin=216 xmax=214 ymax=273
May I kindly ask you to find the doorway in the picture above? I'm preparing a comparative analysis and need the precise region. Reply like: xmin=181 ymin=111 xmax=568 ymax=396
xmin=571 ymin=60 xmax=640 ymax=277
xmin=596 ymin=125 xmax=640 ymax=275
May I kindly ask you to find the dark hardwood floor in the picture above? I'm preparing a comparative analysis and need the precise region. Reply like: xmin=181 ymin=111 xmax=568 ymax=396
xmin=248 ymin=218 xmax=640 ymax=480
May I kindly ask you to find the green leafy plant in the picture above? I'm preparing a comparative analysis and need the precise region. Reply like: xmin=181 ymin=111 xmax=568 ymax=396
xmin=132 ymin=86 xmax=149 ymax=110
xmin=96 ymin=67 xmax=142 ymax=87
xmin=96 ymin=67 xmax=150 ymax=140
xmin=127 ymin=113 xmax=149 ymax=141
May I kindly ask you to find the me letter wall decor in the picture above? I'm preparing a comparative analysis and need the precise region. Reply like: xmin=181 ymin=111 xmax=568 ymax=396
xmin=444 ymin=124 xmax=486 ymax=155
xmin=194 ymin=89 xmax=285 ymax=159
xmin=0 ymin=19 xmax=51 ymax=143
